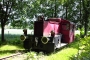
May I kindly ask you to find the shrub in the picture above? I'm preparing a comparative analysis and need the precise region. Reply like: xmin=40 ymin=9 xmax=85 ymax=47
xmin=0 ymin=34 xmax=23 ymax=47
xmin=70 ymin=36 xmax=90 ymax=60
xmin=75 ymin=34 xmax=80 ymax=41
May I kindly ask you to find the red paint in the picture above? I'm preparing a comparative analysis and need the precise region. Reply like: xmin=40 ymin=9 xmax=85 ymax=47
xmin=34 ymin=18 xmax=75 ymax=43
xmin=43 ymin=21 xmax=60 ymax=36
xmin=60 ymin=19 xmax=75 ymax=43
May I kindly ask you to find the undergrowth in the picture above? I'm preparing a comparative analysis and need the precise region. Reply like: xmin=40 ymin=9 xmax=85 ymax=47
xmin=70 ymin=34 xmax=90 ymax=60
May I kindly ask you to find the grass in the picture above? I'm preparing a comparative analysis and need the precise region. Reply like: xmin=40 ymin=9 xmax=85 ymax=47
xmin=0 ymin=34 xmax=79 ymax=60
xmin=0 ymin=45 xmax=23 ymax=58
xmin=0 ymin=32 xmax=90 ymax=60
xmin=46 ymin=48 xmax=78 ymax=60
xmin=0 ymin=45 xmax=23 ymax=50
xmin=45 ymin=41 xmax=79 ymax=60
xmin=0 ymin=34 xmax=24 ymax=58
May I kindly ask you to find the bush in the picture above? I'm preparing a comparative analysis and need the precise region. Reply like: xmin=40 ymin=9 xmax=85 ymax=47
xmin=70 ymin=36 xmax=90 ymax=60
xmin=24 ymin=51 xmax=44 ymax=60
xmin=0 ymin=34 xmax=23 ymax=47
xmin=75 ymin=34 xmax=80 ymax=41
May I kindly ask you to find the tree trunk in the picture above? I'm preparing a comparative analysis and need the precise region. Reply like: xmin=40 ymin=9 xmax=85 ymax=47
xmin=82 ymin=0 xmax=89 ymax=36
xmin=84 ymin=22 xmax=88 ymax=36
xmin=79 ymin=0 xmax=83 ymax=37
xmin=84 ymin=13 xmax=89 ymax=36
xmin=1 ymin=25 xmax=5 ymax=42
xmin=1 ymin=19 xmax=5 ymax=42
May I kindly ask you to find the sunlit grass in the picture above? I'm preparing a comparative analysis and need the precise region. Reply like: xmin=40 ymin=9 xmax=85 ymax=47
xmin=0 ymin=45 xmax=23 ymax=50
xmin=46 ymin=48 xmax=78 ymax=60
xmin=0 ymin=44 xmax=24 ymax=58
xmin=0 ymin=34 xmax=24 ymax=58
xmin=45 ymin=35 xmax=90 ymax=60
xmin=0 ymin=52 xmax=12 ymax=58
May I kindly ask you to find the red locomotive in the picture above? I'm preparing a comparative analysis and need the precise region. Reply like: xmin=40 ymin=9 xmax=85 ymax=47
xmin=20 ymin=17 xmax=75 ymax=52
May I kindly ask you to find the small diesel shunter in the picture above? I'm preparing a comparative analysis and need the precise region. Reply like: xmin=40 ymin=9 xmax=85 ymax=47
xmin=20 ymin=17 xmax=75 ymax=52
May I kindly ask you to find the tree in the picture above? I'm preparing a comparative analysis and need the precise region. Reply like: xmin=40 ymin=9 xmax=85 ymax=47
xmin=1 ymin=0 xmax=89 ymax=42
xmin=0 ymin=0 xmax=12 ymax=42
xmin=0 ymin=0 xmax=31 ymax=42
xmin=82 ymin=0 xmax=90 ymax=36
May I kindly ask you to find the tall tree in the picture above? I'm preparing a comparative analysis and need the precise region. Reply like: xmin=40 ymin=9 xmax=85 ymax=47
xmin=0 ymin=0 xmax=12 ymax=42
xmin=0 ymin=0 xmax=30 ymax=42
xmin=82 ymin=0 xmax=90 ymax=36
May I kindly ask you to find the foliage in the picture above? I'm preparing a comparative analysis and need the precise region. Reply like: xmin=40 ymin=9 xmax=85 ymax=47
xmin=24 ymin=51 xmax=45 ymax=60
xmin=75 ymin=34 xmax=80 ymax=41
xmin=0 ymin=0 xmax=90 ymax=40
xmin=78 ymin=27 xmax=84 ymax=37
xmin=0 ymin=0 xmax=90 ymax=32
xmin=0 ymin=34 xmax=23 ymax=47
xmin=70 ymin=35 xmax=90 ymax=60
xmin=8 ymin=0 xmax=90 ymax=33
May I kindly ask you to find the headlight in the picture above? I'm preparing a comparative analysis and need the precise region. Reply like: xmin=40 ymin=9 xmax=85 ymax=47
xmin=20 ymin=35 xmax=26 ymax=41
xmin=41 ymin=37 xmax=48 ymax=44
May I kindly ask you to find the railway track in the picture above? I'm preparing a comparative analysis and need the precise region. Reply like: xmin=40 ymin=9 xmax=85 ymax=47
xmin=0 ymin=50 xmax=45 ymax=60
xmin=0 ymin=50 xmax=28 ymax=60
xmin=0 ymin=52 xmax=25 ymax=60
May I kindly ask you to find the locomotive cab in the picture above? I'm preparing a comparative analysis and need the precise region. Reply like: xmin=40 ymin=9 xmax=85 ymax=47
xmin=60 ymin=20 xmax=75 ymax=43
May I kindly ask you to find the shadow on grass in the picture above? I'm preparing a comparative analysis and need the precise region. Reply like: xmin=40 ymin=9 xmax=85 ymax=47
xmin=0 ymin=50 xmax=25 ymax=54
xmin=0 ymin=34 xmax=25 ymax=57
xmin=0 ymin=43 xmax=25 ymax=58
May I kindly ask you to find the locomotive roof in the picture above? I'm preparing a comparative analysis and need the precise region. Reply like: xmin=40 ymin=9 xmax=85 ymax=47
xmin=47 ymin=18 xmax=74 ymax=24
xmin=47 ymin=18 xmax=62 ymax=22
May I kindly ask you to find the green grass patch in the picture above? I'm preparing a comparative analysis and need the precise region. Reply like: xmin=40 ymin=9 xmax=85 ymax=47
xmin=0 ymin=52 xmax=13 ymax=58
xmin=0 ymin=45 xmax=23 ymax=50
xmin=0 ymin=34 xmax=24 ymax=58
xmin=0 ymin=44 xmax=24 ymax=58
xmin=45 ymin=34 xmax=90 ymax=60
xmin=46 ymin=48 xmax=78 ymax=60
